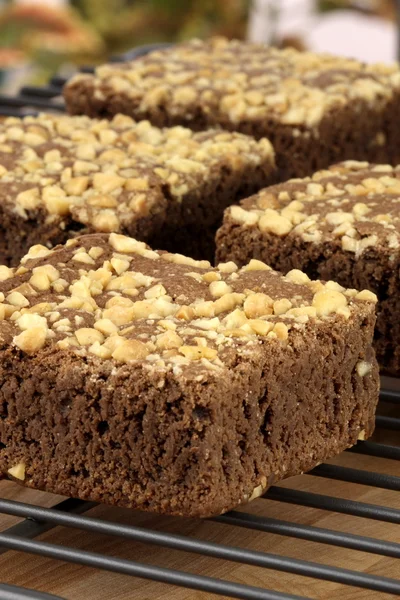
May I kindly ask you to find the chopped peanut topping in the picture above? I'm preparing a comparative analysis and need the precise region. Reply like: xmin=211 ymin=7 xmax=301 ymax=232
xmin=0 ymin=112 xmax=274 ymax=239
xmin=0 ymin=233 xmax=375 ymax=375
xmin=65 ymin=37 xmax=400 ymax=129
xmin=224 ymin=161 xmax=400 ymax=257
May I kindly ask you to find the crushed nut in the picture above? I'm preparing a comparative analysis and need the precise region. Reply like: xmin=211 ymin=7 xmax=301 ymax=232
xmin=8 ymin=463 xmax=26 ymax=480
xmin=0 ymin=230 xmax=374 ymax=376
xmin=14 ymin=326 xmax=47 ymax=352
xmin=243 ymin=293 xmax=273 ymax=318
xmin=112 ymin=339 xmax=150 ymax=362
xmin=356 ymin=361 xmax=372 ymax=377
xmin=312 ymin=289 xmax=347 ymax=317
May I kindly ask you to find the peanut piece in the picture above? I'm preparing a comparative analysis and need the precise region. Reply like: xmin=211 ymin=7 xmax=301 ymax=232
xmin=156 ymin=331 xmax=183 ymax=350
xmin=213 ymin=293 xmax=245 ymax=315
xmin=75 ymin=328 xmax=104 ymax=346
xmin=89 ymin=342 xmax=113 ymax=359
xmin=112 ymin=339 xmax=150 ymax=362
xmin=217 ymin=261 xmax=238 ymax=273
xmin=243 ymin=293 xmax=273 ymax=318
xmin=273 ymin=298 xmax=292 ymax=315
xmin=145 ymin=284 xmax=167 ymax=299
xmin=65 ymin=176 xmax=89 ymax=195
xmin=356 ymin=361 xmax=372 ymax=377
xmin=285 ymin=269 xmax=310 ymax=285
xmin=16 ymin=313 xmax=47 ymax=330
xmin=259 ymin=209 xmax=292 ymax=236
xmin=356 ymin=290 xmax=378 ymax=302
xmin=7 ymin=291 xmax=29 ymax=307
xmin=230 ymin=205 xmax=258 ymax=225
xmin=103 ymin=305 xmax=134 ymax=326
xmin=312 ymin=290 xmax=348 ymax=316
xmin=176 ymin=305 xmax=195 ymax=320
xmin=209 ymin=281 xmax=232 ymax=298
xmin=0 ymin=266 xmax=14 ymax=281
xmin=94 ymin=318 xmax=118 ymax=336
xmin=109 ymin=233 xmax=146 ymax=254
xmin=241 ymin=259 xmax=271 ymax=272
xmin=14 ymin=326 xmax=47 ymax=352
xmin=248 ymin=319 xmax=274 ymax=336
xmin=8 ymin=463 xmax=25 ymax=480
xmin=16 ymin=188 xmax=41 ymax=210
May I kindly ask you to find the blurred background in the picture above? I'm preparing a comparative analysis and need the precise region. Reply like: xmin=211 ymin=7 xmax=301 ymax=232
xmin=0 ymin=0 xmax=398 ymax=92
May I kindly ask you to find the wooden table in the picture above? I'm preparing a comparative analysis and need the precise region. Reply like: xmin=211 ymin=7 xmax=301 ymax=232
xmin=0 ymin=439 xmax=399 ymax=600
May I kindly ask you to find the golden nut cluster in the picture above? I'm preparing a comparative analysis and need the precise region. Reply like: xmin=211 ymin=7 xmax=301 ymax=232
xmin=0 ymin=112 xmax=274 ymax=231
xmin=228 ymin=160 xmax=400 ymax=254
xmin=65 ymin=37 xmax=400 ymax=128
xmin=0 ymin=233 xmax=376 ymax=372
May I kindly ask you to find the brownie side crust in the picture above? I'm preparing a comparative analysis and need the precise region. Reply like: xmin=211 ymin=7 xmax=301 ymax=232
xmin=63 ymin=38 xmax=400 ymax=179
xmin=0 ymin=114 xmax=275 ymax=265
xmin=0 ymin=233 xmax=378 ymax=517
xmin=216 ymin=160 xmax=400 ymax=374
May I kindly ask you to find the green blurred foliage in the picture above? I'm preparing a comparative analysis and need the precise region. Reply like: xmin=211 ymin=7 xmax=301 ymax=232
xmin=0 ymin=0 xmax=249 ymax=85
xmin=71 ymin=0 xmax=250 ymax=53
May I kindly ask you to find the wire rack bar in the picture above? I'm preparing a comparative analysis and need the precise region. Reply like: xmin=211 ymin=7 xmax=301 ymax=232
xmin=310 ymin=464 xmax=400 ymax=490
xmin=379 ymin=389 xmax=400 ymax=404
xmin=0 ymin=496 xmax=399 ymax=593
xmin=0 ymin=95 xmax=64 ymax=111
xmin=0 ymin=108 xmax=34 ymax=117
xmin=376 ymin=415 xmax=400 ymax=430
xmin=265 ymin=487 xmax=400 ymax=523
xmin=0 ymin=498 xmax=94 ymax=557
xmin=19 ymin=86 xmax=62 ymax=99
xmin=49 ymin=76 xmax=67 ymax=89
xmin=0 ymin=41 xmax=172 ymax=117
xmin=214 ymin=511 xmax=400 ymax=558
xmin=347 ymin=441 xmax=400 ymax=461
xmin=0 ymin=533 xmax=310 ymax=600
xmin=0 ymin=584 xmax=64 ymax=600
xmin=78 ymin=66 xmax=95 ymax=74
xmin=0 ymin=530 xmax=399 ymax=597
xmin=109 ymin=42 xmax=172 ymax=62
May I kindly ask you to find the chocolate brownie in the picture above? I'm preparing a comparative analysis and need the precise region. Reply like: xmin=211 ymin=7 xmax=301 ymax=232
xmin=0 ymin=113 xmax=275 ymax=265
xmin=216 ymin=160 xmax=400 ymax=375
xmin=0 ymin=233 xmax=378 ymax=517
xmin=64 ymin=37 xmax=400 ymax=179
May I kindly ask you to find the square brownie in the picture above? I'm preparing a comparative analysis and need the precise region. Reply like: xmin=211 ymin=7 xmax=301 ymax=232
xmin=0 ymin=232 xmax=378 ymax=517
xmin=216 ymin=160 xmax=400 ymax=375
xmin=64 ymin=38 xmax=400 ymax=179
xmin=0 ymin=113 xmax=275 ymax=265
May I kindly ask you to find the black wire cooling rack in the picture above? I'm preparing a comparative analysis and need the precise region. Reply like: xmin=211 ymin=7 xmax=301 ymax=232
xmin=0 ymin=43 xmax=171 ymax=117
xmin=0 ymin=43 xmax=399 ymax=600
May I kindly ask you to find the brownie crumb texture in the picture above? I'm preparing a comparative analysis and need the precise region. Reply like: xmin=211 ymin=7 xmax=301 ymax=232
xmin=216 ymin=159 xmax=400 ymax=374
xmin=0 ymin=113 xmax=275 ymax=266
xmin=0 ymin=233 xmax=378 ymax=516
xmin=64 ymin=37 xmax=400 ymax=177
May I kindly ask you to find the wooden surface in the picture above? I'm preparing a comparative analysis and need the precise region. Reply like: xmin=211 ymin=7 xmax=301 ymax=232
xmin=0 ymin=423 xmax=399 ymax=599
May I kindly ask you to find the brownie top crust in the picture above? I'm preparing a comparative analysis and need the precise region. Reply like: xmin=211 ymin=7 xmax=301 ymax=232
xmin=0 ymin=113 xmax=274 ymax=231
xmin=64 ymin=37 xmax=400 ymax=129
xmin=0 ymin=233 xmax=376 ymax=378
xmin=226 ymin=160 xmax=400 ymax=257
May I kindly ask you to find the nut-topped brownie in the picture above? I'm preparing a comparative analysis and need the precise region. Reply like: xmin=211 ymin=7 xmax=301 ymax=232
xmin=216 ymin=160 xmax=400 ymax=375
xmin=0 ymin=113 xmax=275 ymax=265
xmin=64 ymin=37 xmax=400 ymax=179
xmin=0 ymin=233 xmax=378 ymax=517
